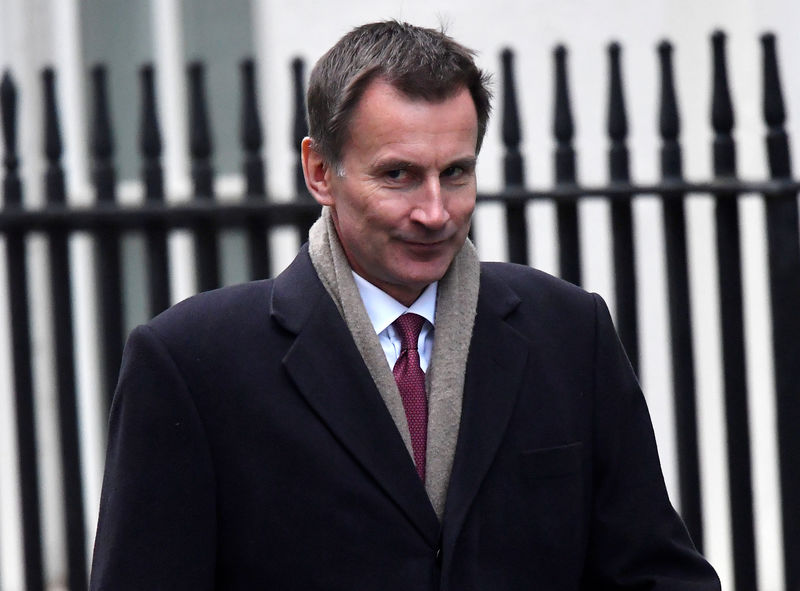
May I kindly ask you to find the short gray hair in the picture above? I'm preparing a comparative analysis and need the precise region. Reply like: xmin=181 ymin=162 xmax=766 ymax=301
xmin=306 ymin=20 xmax=492 ymax=167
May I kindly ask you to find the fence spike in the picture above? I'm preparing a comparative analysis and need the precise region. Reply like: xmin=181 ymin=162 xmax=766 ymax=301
xmin=501 ymin=48 xmax=524 ymax=186
xmin=2 ymin=71 xmax=23 ymax=207
xmin=607 ymin=42 xmax=628 ymax=142
xmin=711 ymin=31 xmax=734 ymax=133
xmin=241 ymin=58 xmax=266 ymax=197
xmin=607 ymin=42 xmax=630 ymax=182
xmin=90 ymin=65 xmax=116 ymax=204
xmin=760 ymin=32 xmax=800 ymax=591
xmin=42 ymin=68 xmax=64 ymax=167
xmin=711 ymin=31 xmax=736 ymax=176
xmin=188 ymin=62 xmax=212 ymax=161
xmin=42 ymin=68 xmax=66 ymax=203
xmin=241 ymin=59 xmax=263 ymax=155
xmin=90 ymin=63 xmax=124 ymax=415
xmin=498 ymin=48 xmax=528 ymax=265
xmin=658 ymin=41 xmax=682 ymax=178
xmin=90 ymin=65 xmax=114 ymax=162
xmin=188 ymin=61 xmax=214 ymax=201
xmin=139 ymin=64 xmax=163 ymax=166
xmin=2 ymin=66 xmax=46 ymax=591
xmin=501 ymin=49 xmax=522 ymax=149
xmin=187 ymin=62 xmax=219 ymax=290
xmin=761 ymin=34 xmax=785 ymax=128
xmin=41 ymin=64 xmax=89 ymax=591
xmin=2 ymin=72 xmax=19 ymax=170
xmin=291 ymin=57 xmax=307 ymax=151
xmin=761 ymin=33 xmax=790 ymax=178
xmin=553 ymin=46 xmax=574 ymax=145
xmin=240 ymin=57 xmax=270 ymax=279
xmin=710 ymin=31 xmax=761 ymax=589
xmin=140 ymin=63 xmax=164 ymax=202
xmin=605 ymin=41 xmax=638 ymax=375
xmin=658 ymin=41 xmax=680 ymax=142
xmin=657 ymin=36 xmax=709 ymax=568
xmin=552 ymin=45 xmax=581 ymax=285
xmin=138 ymin=63 xmax=170 ymax=316
xmin=553 ymin=45 xmax=575 ymax=184
xmin=291 ymin=57 xmax=310 ymax=199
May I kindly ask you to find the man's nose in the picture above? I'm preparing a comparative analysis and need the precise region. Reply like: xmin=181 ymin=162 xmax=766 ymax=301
xmin=410 ymin=177 xmax=449 ymax=228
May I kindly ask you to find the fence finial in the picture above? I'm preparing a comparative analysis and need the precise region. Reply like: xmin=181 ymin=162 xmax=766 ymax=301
xmin=42 ymin=68 xmax=66 ymax=203
xmin=553 ymin=45 xmax=575 ymax=184
xmin=188 ymin=61 xmax=214 ymax=198
xmin=552 ymin=45 xmax=581 ymax=285
xmin=138 ymin=63 xmax=171 ymax=315
xmin=140 ymin=64 xmax=163 ymax=165
xmin=291 ymin=57 xmax=309 ymax=199
xmin=140 ymin=63 xmax=164 ymax=202
xmin=91 ymin=65 xmax=116 ymax=204
xmin=241 ymin=59 xmax=263 ymax=154
xmin=607 ymin=42 xmax=630 ymax=182
xmin=711 ymin=31 xmax=736 ymax=176
xmin=605 ymin=41 xmax=638 ymax=375
xmin=761 ymin=33 xmax=791 ymax=178
xmin=607 ymin=42 xmax=628 ymax=142
xmin=1 ymin=71 xmax=23 ymax=207
xmin=501 ymin=48 xmax=524 ymax=186
xmin=760 ymin=31 xmax=800 ymax=591
xmin=658 ymin=40 xmax=682 ymax=179
xmin=2 ymin=72 xmax=18 ymax=168
xmin=42 ymin=68 xmax=63 ymax=164
xmin=90 ymin=66 xmax=114 ymax=160
xmin=187 ymin=61 xmax=219 ymax=291
xmin=498 ymin=48 xmax=528 ymax=265
xmin=241 ymin=58 xmax=266 ymax=197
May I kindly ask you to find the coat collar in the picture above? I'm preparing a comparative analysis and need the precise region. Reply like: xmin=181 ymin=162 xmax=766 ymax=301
xmin=270 ymin=250 xmax=532 ymax=554
xmin=271 ymin=246 xmax=440 ymax=544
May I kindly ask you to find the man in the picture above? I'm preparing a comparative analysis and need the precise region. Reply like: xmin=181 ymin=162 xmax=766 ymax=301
xmin=90 ymin=21 xmax=720 ymax=590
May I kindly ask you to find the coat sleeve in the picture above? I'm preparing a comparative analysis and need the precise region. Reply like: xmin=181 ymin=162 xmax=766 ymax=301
xmin=90 ymin=325 xmax=216 ymax=590
xmin=585 ymin=294 xmax=720 ymax=590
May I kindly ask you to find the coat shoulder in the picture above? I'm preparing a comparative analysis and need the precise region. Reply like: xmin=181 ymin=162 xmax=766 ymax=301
xmin=479 ymin=261 xmax=598 ymax=317
xmin=149 ymin=280 xmax=275 ymax=343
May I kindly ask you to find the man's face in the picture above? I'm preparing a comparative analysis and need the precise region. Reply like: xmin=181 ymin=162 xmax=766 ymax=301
xmin=304 ymin=79 xmax=479 ymax=306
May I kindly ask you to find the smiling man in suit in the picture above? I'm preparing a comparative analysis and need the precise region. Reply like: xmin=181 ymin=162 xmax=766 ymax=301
xmin=90 ymin=20 xmax=720 ymax=590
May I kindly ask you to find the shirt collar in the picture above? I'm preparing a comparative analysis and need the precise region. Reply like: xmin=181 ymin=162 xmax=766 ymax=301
xmin=352 ymin=272 xmax=437 ymax=335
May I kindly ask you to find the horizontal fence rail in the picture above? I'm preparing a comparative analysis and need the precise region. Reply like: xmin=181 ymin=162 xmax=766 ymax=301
xmin=1 ymin=30 xmax=799 ymax=591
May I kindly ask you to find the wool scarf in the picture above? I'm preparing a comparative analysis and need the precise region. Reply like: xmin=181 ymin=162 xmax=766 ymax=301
xmin=308 ymin=207 xmax=480 ymax=518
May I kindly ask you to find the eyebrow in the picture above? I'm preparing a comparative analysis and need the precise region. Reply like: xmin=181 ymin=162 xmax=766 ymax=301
xmin=371 ymin=156 xmax=478 ymax=173
xmin=447 ymin=157 xmax=478 ymax=171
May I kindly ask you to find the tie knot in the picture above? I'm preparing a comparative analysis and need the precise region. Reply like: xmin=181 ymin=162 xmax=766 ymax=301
xmin=393 ymin=313 xmax=426 ymax=351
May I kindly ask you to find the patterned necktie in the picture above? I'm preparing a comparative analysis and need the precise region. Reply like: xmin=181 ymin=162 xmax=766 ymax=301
xmin=392 ymin=313 xmax=428 ymax=482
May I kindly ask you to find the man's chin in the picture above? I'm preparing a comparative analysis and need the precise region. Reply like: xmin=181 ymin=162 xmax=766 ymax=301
xmin=401 ymin=260 xmax=453 ymax=287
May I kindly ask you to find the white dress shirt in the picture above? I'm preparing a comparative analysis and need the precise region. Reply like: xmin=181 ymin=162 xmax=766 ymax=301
xmin=352 ymin=272 xmax=437 ymax=372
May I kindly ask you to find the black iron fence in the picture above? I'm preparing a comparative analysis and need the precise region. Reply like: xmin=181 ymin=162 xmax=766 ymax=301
xmin=1 ymin=31 xmax=798 ymax=591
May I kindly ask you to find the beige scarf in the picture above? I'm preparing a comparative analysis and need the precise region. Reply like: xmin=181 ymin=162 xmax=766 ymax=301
xmin=308 ymin=207 xmax=480 ymax=518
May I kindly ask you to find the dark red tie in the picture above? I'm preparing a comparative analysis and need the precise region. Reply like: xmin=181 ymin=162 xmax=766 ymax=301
xmin=392 ymin=313 xmax=428 ymax=481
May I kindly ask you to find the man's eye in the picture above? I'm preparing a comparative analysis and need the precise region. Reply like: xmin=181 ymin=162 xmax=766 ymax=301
xmin=442 ymin=166 xmax=464 ymax=179
xmin=386 ymin=169 xmax=408 ymax=181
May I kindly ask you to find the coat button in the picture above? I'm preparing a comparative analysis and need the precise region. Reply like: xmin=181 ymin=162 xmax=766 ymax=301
xmin=435 ymin=547 xmax=442 ymax=565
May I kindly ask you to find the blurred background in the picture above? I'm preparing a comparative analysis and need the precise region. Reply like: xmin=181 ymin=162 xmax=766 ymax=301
xmin=1 ymin=0 xmax=799 ymax=589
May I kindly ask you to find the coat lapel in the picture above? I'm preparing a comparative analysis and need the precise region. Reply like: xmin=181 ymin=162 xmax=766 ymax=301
xmin=271 ymin=248 xmax=440 ymax=545
xmin=441 ymin=267 xmax=531 ymax=553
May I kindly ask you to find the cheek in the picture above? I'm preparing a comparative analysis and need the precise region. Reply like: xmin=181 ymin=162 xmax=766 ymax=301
xmin=449 ymin=195 xmax=476 ymax=224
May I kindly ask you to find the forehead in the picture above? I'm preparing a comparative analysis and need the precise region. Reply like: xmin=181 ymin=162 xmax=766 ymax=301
xmin=341 ymin=80 xmax=479 ymax=166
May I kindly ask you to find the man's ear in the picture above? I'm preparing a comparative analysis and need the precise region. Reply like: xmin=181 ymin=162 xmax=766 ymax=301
xmin=301 ymin=137 xmax=335 ymax=206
